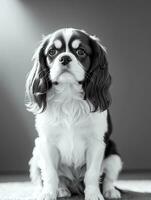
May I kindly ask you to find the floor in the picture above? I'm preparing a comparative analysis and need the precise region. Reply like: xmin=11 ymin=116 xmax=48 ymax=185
xmin=0 ymin=171 xmax=151 ymax=193
xmin=0 ymin=173 xmax=151 ymax=200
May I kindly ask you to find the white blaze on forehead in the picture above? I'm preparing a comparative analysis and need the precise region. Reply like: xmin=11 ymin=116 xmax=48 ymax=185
xmin=71 ymin=39 xmax=81 ymax=49
xmin=63 ymin=28 xmax=73 ymax=51
xmin=54 ymin=39 xmax=62 ymax=49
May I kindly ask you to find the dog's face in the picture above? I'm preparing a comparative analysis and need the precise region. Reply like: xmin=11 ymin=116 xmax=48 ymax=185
xmin=45 ymin=29 xmax=92 ymax=84
xmin=26 ymin=28 xmax=111 ymax=113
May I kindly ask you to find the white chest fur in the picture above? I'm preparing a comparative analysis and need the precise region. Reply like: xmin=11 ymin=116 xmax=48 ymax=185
xmin=35 ymin=83 xmax=108 ymax=168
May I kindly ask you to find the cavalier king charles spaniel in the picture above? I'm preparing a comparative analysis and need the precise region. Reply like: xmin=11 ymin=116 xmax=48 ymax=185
xmin=25 ymin=28 xmax=123 ymax=200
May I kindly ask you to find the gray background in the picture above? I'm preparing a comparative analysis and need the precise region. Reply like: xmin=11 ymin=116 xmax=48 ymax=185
xmin=0 ymin=0 xmax=151 ymax=172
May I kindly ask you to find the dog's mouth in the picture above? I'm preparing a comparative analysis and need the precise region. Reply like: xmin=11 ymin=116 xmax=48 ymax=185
xmin=61 ymin=68 xmax=70 ymax=74
xmin=59 ymin=68 xmax=74 ymax=77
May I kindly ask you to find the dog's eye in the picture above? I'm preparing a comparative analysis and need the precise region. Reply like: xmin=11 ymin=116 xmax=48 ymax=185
xmin=76 ymin=48 xmax=86 ymax=56
xmin=49 ymin=49 xmax=57 ymax=56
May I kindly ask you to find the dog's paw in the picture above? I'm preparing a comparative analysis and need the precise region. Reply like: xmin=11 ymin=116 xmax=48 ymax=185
xmin=57 ymin=187 xmax=71 ymax=198
xmin=103 ymin=187 xmax=121 ymax=199
xmin=85 ymin=186 xmax=104 ymax=200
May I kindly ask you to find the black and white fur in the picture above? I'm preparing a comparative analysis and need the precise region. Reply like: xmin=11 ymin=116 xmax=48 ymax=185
xmin=25 ymin=28 xmax=123 ymax=200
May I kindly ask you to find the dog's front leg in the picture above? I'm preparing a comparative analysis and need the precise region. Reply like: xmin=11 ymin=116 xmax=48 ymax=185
xmin=84 ymin=141 xmax=105 ymax=200
xmin=38 ymin=137 xmax=59 ymax=200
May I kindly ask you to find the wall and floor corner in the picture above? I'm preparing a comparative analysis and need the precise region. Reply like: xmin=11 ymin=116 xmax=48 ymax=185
xmin=0 ymin=0 xmax=151 ymax=173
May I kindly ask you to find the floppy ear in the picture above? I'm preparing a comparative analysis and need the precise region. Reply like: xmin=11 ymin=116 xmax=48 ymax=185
xmin=25 ymin=37 xmax=52 ymax=114
xmin=82 ymin=35 xmax=111 ymax=112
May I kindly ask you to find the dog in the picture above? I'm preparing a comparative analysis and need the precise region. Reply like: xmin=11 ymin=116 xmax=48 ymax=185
xmin=25 ymin=28 xmax=123 ymax=200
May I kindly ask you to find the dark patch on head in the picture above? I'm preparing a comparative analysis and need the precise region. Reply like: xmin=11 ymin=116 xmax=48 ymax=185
xmin=46 ymin=34 xmax=66 ymax=62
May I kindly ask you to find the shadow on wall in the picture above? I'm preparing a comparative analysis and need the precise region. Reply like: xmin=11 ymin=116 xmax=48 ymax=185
xmin=0 ymin=81 xmax=33 ymax=173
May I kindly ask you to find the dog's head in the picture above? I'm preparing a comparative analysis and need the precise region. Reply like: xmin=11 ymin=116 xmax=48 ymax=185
xmin=25 ymin=28 xmax=111 ymax=113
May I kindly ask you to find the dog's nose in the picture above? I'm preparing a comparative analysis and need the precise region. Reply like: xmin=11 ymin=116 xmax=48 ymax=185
xmin=59 ymin=55 xmax=72 ymax=65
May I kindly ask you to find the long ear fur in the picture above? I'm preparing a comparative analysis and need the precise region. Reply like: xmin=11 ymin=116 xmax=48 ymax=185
xmin=82 ymin=35 xmax=111 ymax=112
xmin=25 ymin=37 xmax=52 ymax=114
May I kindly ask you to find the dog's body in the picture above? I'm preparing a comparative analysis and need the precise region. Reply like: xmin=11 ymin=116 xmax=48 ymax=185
xmin=26 ymin=28 xmax=122 ymax=200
